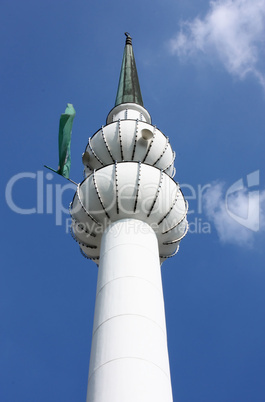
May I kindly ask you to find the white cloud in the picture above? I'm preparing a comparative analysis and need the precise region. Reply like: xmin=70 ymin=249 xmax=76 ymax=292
xmin=203 ymin=181 xmax=265 ymax=246
xmin=169 ymin=0 xmax=265 ymax=89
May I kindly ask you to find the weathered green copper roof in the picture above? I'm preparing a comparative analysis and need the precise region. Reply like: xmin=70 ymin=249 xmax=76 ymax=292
xmin=115 ymin=33 xmax=144 ymax=107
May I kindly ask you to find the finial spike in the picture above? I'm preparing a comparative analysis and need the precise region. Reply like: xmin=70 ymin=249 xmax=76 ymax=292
xmin=125 ymin=32 xmax=132 ymax=45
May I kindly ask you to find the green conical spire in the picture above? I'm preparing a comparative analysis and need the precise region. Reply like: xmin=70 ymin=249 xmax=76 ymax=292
xmin=115 ymin=33 xmax=143 ymax=107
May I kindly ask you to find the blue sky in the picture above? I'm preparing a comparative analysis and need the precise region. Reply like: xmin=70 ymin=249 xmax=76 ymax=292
xmin=2 ymin=0 xmax=265 ymax=401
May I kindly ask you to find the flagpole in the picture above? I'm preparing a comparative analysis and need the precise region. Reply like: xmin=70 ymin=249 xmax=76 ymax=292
xmin=44 ymin=165 xmax=78 ymax=186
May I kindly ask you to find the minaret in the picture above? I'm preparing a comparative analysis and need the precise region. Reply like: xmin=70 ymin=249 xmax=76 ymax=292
xmin=70 ymin=33 xmax=188 ymax=402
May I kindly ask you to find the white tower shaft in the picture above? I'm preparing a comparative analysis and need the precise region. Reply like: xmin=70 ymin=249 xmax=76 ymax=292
xmin=86 ymin=219 xmax=173 ymax=402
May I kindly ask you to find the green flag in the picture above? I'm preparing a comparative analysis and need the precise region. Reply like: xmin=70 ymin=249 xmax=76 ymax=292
xmin=57 ymin=103 xmax=76 ymax=179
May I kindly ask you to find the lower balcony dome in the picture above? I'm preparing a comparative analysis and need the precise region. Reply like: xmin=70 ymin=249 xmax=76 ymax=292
xmin=70 ymin=162 xmax=188 ymax=263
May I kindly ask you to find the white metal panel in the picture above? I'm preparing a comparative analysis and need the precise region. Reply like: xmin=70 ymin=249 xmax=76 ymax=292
xmin=93 ymin=277 xmax=166 ymax=330
xmin=87 ymin=359 xmax=173 ymax=402
xmin=96 ymin=222 xmax=163 ymax=290
xmin=89 ymin=315 xmax=170 ymax=380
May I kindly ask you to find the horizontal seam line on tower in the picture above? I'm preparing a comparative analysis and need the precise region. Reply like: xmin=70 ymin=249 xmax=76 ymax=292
xmin=96 ymin=275 xmax=163 ymax=297
xmin=87 ymin=356 xmax=171 ymax=384
xmin=92 ymin=313 xmax=166 ymax=337
xmin=99 ymin=242 xmax=159 ymax=260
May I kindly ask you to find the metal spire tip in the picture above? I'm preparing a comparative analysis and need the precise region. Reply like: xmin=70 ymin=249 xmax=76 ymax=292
xmin=125 ymin=32 xmax=132 ymax=45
